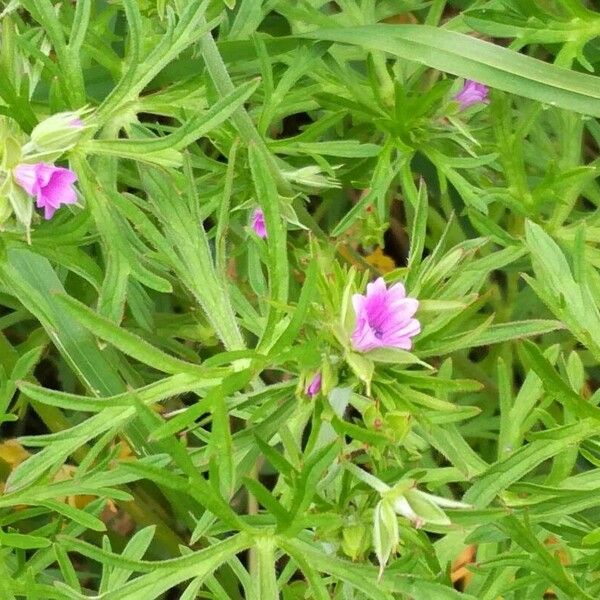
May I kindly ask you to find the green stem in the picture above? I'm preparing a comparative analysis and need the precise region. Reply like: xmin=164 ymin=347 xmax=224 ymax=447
xmin=199 ymin=24 xmax=292 ymax=195
xmin=254 ymin=536 xmax=279 ymax=600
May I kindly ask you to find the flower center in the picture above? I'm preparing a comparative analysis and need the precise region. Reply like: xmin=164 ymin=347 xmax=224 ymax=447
xmin=372 ymin=326 xmax=384 ymax=339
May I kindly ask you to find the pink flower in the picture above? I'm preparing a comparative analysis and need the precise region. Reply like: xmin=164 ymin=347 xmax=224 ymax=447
xmin=69 ymin=117 xmax=84 ymax=127
xmin=251 ymin=208 xmax=267 ymax=238
xmin=13 ymin=163 xmax=78 ymax=220
xmin=351 ymin=278 xmax=420 ymax=353
xmin=306 ymin=372 xmax=322 ymax=398
xmin=454 ymin=80 xmax=489 ymax=110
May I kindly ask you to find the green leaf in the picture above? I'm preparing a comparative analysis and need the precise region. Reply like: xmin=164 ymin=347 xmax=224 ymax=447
xmin=244 ymin=477 xmax=291 ymax=526
xmin=0 ymin=530 xmax=51 ymax=550
xmin=88 ymin=78 xmax=261 ymax=157
xmin=0 ymin=247 xmax=125 ymax=396
xmin=301 ymin=25 xmax=600 ymax=116
xmin=331 ymin=142 xmax=396 ymax=236
xmin=520 ymin=340 xmax=600 ymax=420
xmin=268 ymin=258 xmax=318 ymax=356
xmin=464 ymin=421 xmax=599 ymax=507
xmin=139 ymin=163 xmax=245 ymax=351
xmin=286 ymin=442 xmax=340 ymax=534
xmin=39 ymin=501 xmax=106 ymax=532
xmin=104 ymin=535 xmax=249 ymax=599
xmin=279 ymin=538 xmax=394 ymax=600
xmin=106 ymin=526 xmax=156 ymax=590
xmin=17 ymin=373 xmax=204 ymax=413
xmin=254 ymin=435 xmax=296 ymax=479
xmin=525 ymin=220 xmax=600 ymax=360
xmin=365 ymin=347 xmax=432 ymax=368
xmin=249 ymin=143 xmax=289 ymax=349
xmin=345 ymin=351 xmax=374 ymax=389
xmin=426 ymin=319 xmax=565 ymax=354
xmin=54 ymin=294 xmax=215 ymax=378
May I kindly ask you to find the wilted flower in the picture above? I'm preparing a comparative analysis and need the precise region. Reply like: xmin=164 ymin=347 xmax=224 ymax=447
xmin=454 ymin=80 xmax=489 ymax=110
xmin=392 ymin=494 xmax=424 ymax=528
xmin=373 ymin=499 xmax=399 ymax=579
xmin=251 ymin=208 xmax=267 ymax=238
xmin=282 ymin=165 xmax=341 ymax=189
xmin=392 ymin=488 xmax=471 ymax=528
xmin=14 ymin=163 xmax=78 ymax=219
xmin=305 ymin=372 xmax=322 ymax=398
xmin=345 ymin=463 xmax=471 ymax=578
xmin=351 ymin=278 xmax=420 ymax=352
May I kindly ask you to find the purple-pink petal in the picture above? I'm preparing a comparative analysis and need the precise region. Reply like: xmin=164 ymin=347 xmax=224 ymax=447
xmin=306 ymin=372 xmax=322 ymax=398
xmin=251 ymin=208 xmax=267 ymax=238
xmin=13 ymin=164 xmax=41 ymax=196
xmin=13 ymin=162 xmax=78 ymax=220
xmin=351 ymin=277 xmax=420 ymax=353
xmin=42 ymin=203 xmax=58 ymax=220
xmin=454 ymin=80 xmax=489 ymax=110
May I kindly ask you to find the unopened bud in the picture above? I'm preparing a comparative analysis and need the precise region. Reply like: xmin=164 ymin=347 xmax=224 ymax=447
xmin=28 ymin=110 xmax=88 ymax=155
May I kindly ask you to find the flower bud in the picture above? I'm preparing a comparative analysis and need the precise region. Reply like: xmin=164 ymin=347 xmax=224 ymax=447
xmin=28 ymin=111 xmax=87 ymax=155
xmin=305 ymin=371 xmax=322 ymax=398
xmin=320 ymin=357 xmax=338 ymax=396
xmin=282 ymin=165 xmax=340 ymax=189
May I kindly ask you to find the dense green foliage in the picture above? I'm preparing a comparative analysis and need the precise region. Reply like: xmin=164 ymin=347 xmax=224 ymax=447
xmin=1 ymin=0 xmax=600 ymax=598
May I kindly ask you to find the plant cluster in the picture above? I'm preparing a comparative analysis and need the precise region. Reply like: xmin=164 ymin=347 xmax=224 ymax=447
xmin=1 ymin=1 xmax=600 ymax=599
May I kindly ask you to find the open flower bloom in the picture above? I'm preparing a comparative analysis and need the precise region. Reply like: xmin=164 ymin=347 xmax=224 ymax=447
xmin=251 ymin=207 xmax=267 ymax=238
xmin=305 ymin=372 xmax=322 ymax=398
xmin=14 ymin=163 xmax=78 ymax=220
xmin=351 ymin=278 xmax=420 ymax=352
xmin=454 ymin=80 xmax=489 ymax=110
